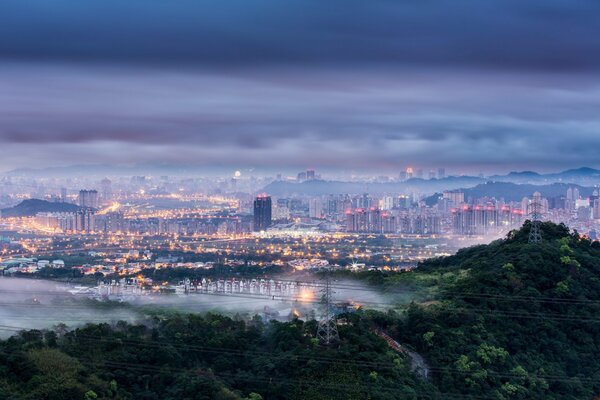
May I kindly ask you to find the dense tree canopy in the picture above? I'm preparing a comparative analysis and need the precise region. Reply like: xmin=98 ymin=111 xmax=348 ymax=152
xmin=0 ymin=313 xmax=435 ymax=399
xmin=376 ymin=222 xmax=600 ymax=399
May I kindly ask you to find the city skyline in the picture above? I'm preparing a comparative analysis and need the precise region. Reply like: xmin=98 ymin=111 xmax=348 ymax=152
xmin=0 ymin=1 xmax=599 ymax=173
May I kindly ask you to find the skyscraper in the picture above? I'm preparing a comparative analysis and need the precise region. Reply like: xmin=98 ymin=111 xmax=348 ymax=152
xmin=75 ymin=209 xmax=95 ymax=233
xmin=60 ymin=187 xmax=67 ymax=203
xmin=100 ymin=178 xmax=113 ymax=202
xmin=78 ymin=190 xmax=99 ymax=209
xmin=593 ymin=199 xmax=600 ymax=220
xmin=253 ymin=195 xmax=272 ymax=231
xmin=309 ymin=198 xmax=322 ymax=219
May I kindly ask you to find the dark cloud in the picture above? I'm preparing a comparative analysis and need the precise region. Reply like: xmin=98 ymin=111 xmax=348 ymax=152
xmin=0 ymin=64 xmax=598 ymax=173
xmin=0 ymin=0 xmax=599 ymax=71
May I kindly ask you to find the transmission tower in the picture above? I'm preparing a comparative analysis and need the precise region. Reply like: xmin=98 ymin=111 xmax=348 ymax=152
xmin=316 ymin=269 xmax=339 ymax=345
xmin=528 ymin=192 xmax=543 ymax=243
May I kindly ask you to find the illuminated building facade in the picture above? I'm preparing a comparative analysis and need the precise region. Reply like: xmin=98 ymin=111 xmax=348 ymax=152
xmin=253 ymin=195 xmax=272 ymax=231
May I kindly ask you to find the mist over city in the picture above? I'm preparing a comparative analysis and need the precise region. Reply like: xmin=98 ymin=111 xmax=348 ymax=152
xmin=1 ymin=1 xmax=599 ymax=399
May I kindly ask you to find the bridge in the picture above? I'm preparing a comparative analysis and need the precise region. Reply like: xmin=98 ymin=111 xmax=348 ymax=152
xmin=90 ymin=277 xmax=323 ymax=301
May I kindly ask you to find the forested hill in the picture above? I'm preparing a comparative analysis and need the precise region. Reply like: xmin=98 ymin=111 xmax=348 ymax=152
xmin=384 ymin=221 xmax=600 ymax=399
xmin=1 ymin=199 xmax=81 ymax=217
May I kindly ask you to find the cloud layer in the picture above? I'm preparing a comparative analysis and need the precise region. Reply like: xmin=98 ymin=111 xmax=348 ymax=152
xmin=0 ymin=1 xmax=599 ymax=173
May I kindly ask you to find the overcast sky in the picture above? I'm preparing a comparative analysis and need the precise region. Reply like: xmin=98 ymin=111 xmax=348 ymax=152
xmin=1 ymin=0 xmax=599 ymax=174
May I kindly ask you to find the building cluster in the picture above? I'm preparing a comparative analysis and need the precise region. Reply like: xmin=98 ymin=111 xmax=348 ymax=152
xmin=7 ymin=170 xmax=600 ymax=241
xmin=345 ymin=208 xmax=397 ymax=233
xmin=34 ymin=210 xmax=252 ymax=235
xmin=398 ymin=166 xmax=446 ymax=181
xmin=255 ymin=192 xmax=441 ymax=235
xmin=251 ymin=185 xmax=600 ymax=238
xmin=35 ymin=210 xmax=96 ymax=232
xmin=451 ymin=205 xmax=524 ymax=235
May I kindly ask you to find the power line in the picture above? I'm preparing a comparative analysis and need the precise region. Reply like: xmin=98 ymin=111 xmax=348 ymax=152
xmin=3 ymin=328 xmax=591 ymax=389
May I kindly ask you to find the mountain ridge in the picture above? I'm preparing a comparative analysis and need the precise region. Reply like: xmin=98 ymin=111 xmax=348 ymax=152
xmin=0 ymin=199 xmax=82 ymax=217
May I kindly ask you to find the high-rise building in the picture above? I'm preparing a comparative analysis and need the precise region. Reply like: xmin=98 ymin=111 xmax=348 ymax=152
xmin=60 ymin=187 xmax=67 ymax=203
xmin=437 ymin=168 xmax=446 ymax=179
xmin=309 ymin=198 xmax=322 ymax=219
xmin=345 ymin=207 xmax=395 ymax=233
xmin=381 ymin=196 xmax=394 ymax=211
xmin=78 ymin=190 xmax=99 ymax=209
xmin=590 ymin=190 xmax=599 ymax=213
xmin=566 ymin=187 xmax=580 ymax=211
xmin=253 ymin=195 xmax=272 ymax=231
xmin=452 ymin=205 xmax=520 ymax=236
xmin=306 ymin=169 xmax=316 ymax=181
xmin=396 ymin=195 xmax=411 ymax=209
xmin=75 ymin=209 xmax=95 ymax=233
xmin=443 ymin=191 xmax=465 ymax=205
xmin=94 ymin=211 xmax=124 ymax=233
xmin=358 ymin=193 xmax=372 ymax=209
xmin=100 ymin=178 xmax=113 ymax=202
xmin=593 ymin=199 xmax=600 ymax=220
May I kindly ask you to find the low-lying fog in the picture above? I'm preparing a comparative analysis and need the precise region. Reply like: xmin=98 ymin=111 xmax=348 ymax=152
xmin=0 ymin=276 xmax=408 ymax=337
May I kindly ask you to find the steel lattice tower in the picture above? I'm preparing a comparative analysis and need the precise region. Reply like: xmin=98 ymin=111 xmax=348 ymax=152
xmin=316 ymin=270 xmax=339 ymax=345
xmin=528 ymin=192 xmax=543 ymax=243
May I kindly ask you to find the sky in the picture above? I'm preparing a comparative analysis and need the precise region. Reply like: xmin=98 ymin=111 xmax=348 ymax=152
xmin=0 ymin=0 xmax=599 ymax=175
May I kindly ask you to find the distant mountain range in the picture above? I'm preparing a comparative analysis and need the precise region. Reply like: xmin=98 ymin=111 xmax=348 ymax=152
xmin=489 ymin=167 xmax=600 ymax=184
xmin=0 ymin=199 xmax=81 ymax=217
xmin=4 ymin=164 xmax=600 ymax=198
xmin=263 ymin=167 xmax=600 ymax=196
xmin=424 ymin=182 xmax=595 ymax=205
xmin=263 ymin=176 xmax=485 ymax=196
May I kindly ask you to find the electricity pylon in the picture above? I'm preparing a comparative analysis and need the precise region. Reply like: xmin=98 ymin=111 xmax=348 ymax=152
xmin=316 ymin=269 xmax=339 ymax=345
xmin=528 ymin=192 xmax=543 ymax=244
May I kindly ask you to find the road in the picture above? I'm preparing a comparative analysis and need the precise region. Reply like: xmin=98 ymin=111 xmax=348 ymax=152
xmin=374 ymin=330 xmax=430 ymax=380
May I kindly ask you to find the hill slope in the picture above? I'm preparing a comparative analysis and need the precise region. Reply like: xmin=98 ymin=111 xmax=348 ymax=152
xmin=380 ymin=222 xmax=600 ymax=399
xmin=1 ymin=199 xmax=81 ymax=217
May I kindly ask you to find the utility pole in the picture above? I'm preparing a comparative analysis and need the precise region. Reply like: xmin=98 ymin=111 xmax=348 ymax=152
xmin=528 ymin=192 xmax=543 ymax=244
xmin=316 ymin=269 xmax=339 ymax=345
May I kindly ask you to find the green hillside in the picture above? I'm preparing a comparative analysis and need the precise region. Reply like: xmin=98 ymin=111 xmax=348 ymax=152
xmin=381 ymin=221 xmax=600 ymax=399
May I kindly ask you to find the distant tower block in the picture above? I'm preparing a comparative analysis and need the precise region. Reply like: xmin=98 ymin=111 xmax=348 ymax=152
xmin=100 ymin=178 xmax=113 ymax=202
xmin=253 ymin=194 xmax=272 ymax=232
xmin=528 ymin=192 xmax=543 ymax=243
xmin=316 ymin=269 xmax=340 ymax=345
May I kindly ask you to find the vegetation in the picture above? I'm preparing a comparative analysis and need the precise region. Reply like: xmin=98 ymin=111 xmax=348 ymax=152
xmin=0 ymin=313 xmax=434 ymax=400
xmin=1 ymin=222 xmax=600 ymax=399
xmin=374 ymin=221 xmax=600 ymax=399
